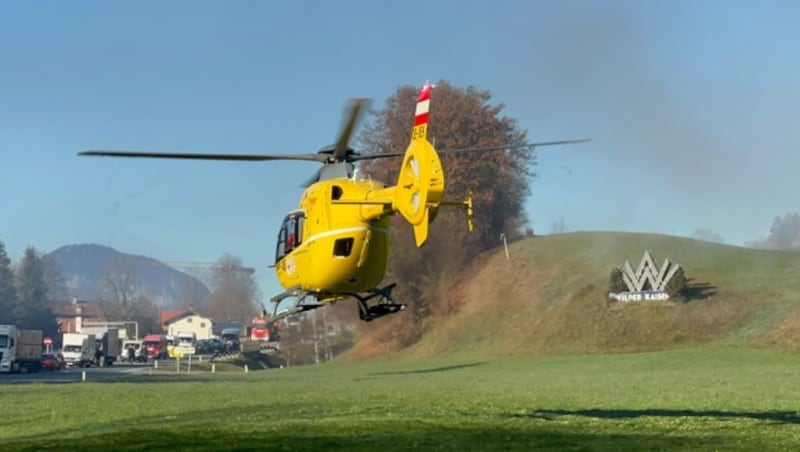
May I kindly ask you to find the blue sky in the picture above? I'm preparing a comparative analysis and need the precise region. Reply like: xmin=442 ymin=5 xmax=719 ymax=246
xmin=2 ymin=1 xmax=799 ymax=302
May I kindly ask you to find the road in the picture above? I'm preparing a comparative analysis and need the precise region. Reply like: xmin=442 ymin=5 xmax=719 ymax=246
xmin=0 ymin=361 xmax=160 ymax=384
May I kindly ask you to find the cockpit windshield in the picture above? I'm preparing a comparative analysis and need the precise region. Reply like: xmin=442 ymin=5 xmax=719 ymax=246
xmin=275 ymin=212 xmax=305 ymax=263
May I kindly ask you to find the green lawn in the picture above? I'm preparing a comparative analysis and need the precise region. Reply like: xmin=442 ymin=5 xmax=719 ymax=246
xmin=2 ymin=347 xmax=799 ymax=450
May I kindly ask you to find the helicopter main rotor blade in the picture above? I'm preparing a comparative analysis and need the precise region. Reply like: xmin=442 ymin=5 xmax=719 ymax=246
xmin=436 ymin=138 xmax=592 ymax=155
xmin=79 ymin=150 xmax=328 ymax=162
xmin=349 ymin=138 xmax=591 ymax=161
xmin=333 ymin=98 xmax=369 ymax=161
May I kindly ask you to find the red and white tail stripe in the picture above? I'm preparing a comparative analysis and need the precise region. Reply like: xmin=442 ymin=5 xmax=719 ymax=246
xmin=411 ymin=82 xmax=433 ymax=141
xmin=414 ymin=82 xmax=433 ymax=127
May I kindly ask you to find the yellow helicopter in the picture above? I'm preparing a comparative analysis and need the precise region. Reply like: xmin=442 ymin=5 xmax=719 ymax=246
xmin=80 ymin=83 xmax=587 ymax=321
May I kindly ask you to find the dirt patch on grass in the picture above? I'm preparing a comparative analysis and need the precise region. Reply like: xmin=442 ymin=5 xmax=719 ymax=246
xmin=753 ymin=306 xmax=800 ymax=349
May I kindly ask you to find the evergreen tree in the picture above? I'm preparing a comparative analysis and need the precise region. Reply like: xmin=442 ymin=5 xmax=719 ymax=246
xmin=14 ymin=247 xmax=57 ymax=336
xmin=0 ymin=240 xmax=18 ymax=323
xmin=42 ymin=254 xmax=67 ymax=301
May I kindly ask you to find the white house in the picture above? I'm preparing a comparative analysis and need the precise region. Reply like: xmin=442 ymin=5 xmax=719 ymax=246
xmin=162 ymin=310 xmax=213 ymax=340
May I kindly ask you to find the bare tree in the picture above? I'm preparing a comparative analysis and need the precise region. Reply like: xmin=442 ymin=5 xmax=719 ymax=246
xmin=207 ymin=254 xmax=258 ymax=325
xmin=174 ymin=266 xmax=212 ymax=312
xmin=102 ymin=261 xmax=139 ymax=316
xmin=99 ymin=261 xmax=161 ymax=333
xmin=753 ymin=212 xmax=800 ymax=249
xmin=550 ymin=216 xmax=569 ymax=234
xmin=358 ymin=80 xmax=534 ymax=345
xmin=691 ymin=228 xmax=725 ymax=244
xmin=129 ymin=293 xmax=160 ymax=335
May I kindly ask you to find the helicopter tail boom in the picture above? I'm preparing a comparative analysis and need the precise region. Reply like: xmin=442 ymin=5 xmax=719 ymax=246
xmin=393 ymin=83 xmax=444 ymax=247
xmin=334 ymin=82 xmax=473 ymax=246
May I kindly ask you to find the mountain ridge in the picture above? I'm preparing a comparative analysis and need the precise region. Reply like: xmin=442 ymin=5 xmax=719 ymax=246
xmin=47 ymin=243 xmax=211 ymax=307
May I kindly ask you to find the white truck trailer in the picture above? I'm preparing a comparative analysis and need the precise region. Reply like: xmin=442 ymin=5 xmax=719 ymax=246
xmin=0 ymin=324 xmax=43 ymax=373
xmin=175 ymin=331 xmax=197 ymax=356
xmin=62 ymin=332 xmax=97 ymax=367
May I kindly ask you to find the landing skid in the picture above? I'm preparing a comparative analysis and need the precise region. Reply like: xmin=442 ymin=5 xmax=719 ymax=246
xmin=267 ymin=283 xmax=405 ymax=322
xmin=267 ymin=286 xmax=326 ymax=322
xmin=349 ymin=283 xmax=406 ymax=322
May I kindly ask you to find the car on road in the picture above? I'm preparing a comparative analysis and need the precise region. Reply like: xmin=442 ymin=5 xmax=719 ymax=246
xmin=41 ymin=353 xmax=66 ymax=371
xmin=197 ymin=338 xmax=225 ymax=355
xmin=122 ymin=340 xmax=148 ymax=363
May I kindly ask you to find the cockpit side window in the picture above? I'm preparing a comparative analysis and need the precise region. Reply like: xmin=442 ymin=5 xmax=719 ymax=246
xmin=275 ymin=212 xmax=306 ymax=263
xmin=296 ymin=216 xmax=304 ymax=247
xmin=285 ymin=216 xmax=297 ymax=252
xmin=275 ymin=227 xmax=287 ymax=262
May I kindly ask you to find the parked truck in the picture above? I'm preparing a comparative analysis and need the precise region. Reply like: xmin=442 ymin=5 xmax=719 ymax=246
xmin=62 ymin=333 xmax=97 ymax=367
xmin=143 ymin=334 xmax=168 ymax=360
xmin=175 ymin=331 xmax=197 ymax=356
xmin=100 ymin=328 xmax=120 ymax=366
xmin=0 ymin=324 xmax=43 ymax=373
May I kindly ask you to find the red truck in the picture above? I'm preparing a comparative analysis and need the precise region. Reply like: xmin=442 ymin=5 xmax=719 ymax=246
xmin=142 ymin=334 xmax=168 ymax=359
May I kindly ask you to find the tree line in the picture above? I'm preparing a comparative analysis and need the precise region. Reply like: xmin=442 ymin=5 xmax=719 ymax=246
xmin=0 ymin=240 xmax=60 ymax=338
xmin=749 ymin=213 xmax=800 ymax=249
xmin=0 ymin=239 xmax=262 ymax=339
xmin=697 ymin=213 xmax=800 ymax=249
xmin=94 ymin=253 xmax=263 ymax=336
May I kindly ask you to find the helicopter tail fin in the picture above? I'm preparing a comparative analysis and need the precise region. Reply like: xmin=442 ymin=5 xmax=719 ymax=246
xmin=411 ymin=82 xmax=433 ymax=142
xmin=393 ymin=82 xmax=444 ymax=247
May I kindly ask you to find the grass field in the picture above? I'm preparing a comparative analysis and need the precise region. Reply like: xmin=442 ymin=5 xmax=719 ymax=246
xmin=2 ymin=346 xmax=799 ymax=450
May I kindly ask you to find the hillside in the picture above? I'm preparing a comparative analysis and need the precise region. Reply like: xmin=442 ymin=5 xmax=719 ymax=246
xmin=348 ymin=232 xmax=800 ymax=359
xmin=48 ymin=244 xmax=211 ymax=307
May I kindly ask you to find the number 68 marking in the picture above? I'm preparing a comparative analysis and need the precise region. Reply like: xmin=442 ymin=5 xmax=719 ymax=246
xmin=412 ymin=125 xmax=427 ymax=140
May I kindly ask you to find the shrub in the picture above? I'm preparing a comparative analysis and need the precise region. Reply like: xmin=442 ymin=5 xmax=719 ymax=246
xmin=665 ymin=266 xmax=687 ymax=300
xmin=609 ymin=267 xmax=628 ymax=293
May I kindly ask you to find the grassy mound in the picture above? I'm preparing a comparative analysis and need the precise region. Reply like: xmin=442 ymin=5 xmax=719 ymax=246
xmin=349 ymin=232 xmax=800 ymax=359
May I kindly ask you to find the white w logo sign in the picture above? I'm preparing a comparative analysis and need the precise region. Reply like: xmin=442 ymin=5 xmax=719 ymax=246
xmin=621 ymin=251 xmax=680 ymax=292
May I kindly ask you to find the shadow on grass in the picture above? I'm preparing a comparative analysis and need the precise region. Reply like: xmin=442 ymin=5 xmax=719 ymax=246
xmin=683 ymin=278 xmax=717 ymax=301
xmin=521 ymin=408 xmax=800 ymax=424
xmin=3 ymin=405 xmax=707 ymax=451
xmin=367 ymin=361 xmax=487 ymax=376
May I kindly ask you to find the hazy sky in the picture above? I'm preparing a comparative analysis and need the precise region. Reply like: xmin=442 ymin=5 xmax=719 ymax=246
xmin=2 ymin=1 xmax=799 ymax=301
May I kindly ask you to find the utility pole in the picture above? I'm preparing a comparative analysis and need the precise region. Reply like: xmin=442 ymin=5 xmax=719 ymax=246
xmin=321 ymin=308 xmax=332 ymax=361
xmin=312 ymin=311 xmax=320 ymax=364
